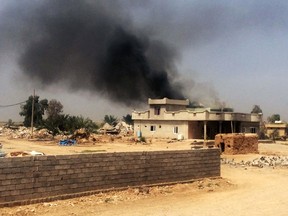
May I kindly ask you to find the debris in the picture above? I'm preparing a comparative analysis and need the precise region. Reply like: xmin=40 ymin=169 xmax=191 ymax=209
xmin=7 ymin=150 xmax=45 ymax=157
xmin=138 ymin=186 xmax=150 ymax=194
xmin=98 ymin=122 xmax=133 ymax=135
xmin=8 ymin=151 xmax=30 ymax=157
xmin=0 ymin=126 xmax=53 ymax=139
xmin=221 ymin=155 xmax=288 ymax=168
xmin=0 ymin=152 xmax=7 ymax=157
xmin=72 ymin=128 xmax=90 ymax=139
xmin=34 ymin=128 xmax=53 ymax=140
xmin=29 ymin=150 xmax=45 ymax=156
xmin=59 ymin=139 xmax=77 ymax=146
xmin=98 ymin=123 xmax=119 ymax=135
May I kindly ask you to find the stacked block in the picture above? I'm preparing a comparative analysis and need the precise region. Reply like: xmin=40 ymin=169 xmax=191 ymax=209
xmin=0 ymin=149 xmax=220 ymax=206
xmin=215 ymin=133 xmax=258 ymax=154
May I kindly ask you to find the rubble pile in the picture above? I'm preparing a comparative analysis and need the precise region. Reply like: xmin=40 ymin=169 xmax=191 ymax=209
xmin=221 ymin=155 xmax=288 ymax=168
xmin=0 ymin=124 xmax=135 ymax=145
xmin=33 ymin=129 xmax=53 ymax=140
xmin=71 ymin=128 xmax=90 ymax=143
xmin=0 ymin=126 xmax=53 ymax=139
xmin=215 ymin=133 xmax=258 ymax=154
xmin=58 ymin=130 xmax=132 ymax=144
xmin=0 ymin=126 xmax=31 ymax=139
xmin=116 ymin=121 xmax=133 ymax=136
xmin=98 ymin=122 xmax=133 ymax=136
xmin=98 ymin=123 xmax=119 ymax=134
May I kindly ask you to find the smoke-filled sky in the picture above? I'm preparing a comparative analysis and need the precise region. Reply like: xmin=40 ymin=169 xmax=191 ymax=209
xmin=0 ymin=0 xmax=288 ymax=121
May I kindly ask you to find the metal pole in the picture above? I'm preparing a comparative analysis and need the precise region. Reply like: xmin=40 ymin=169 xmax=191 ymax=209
xmin=31 ymin=89 xmax=35 ymax=139
xmin=219 ymin=121 xmax=222 ymax=133
xmin=204 ymin=121 xmax=207 ymax=147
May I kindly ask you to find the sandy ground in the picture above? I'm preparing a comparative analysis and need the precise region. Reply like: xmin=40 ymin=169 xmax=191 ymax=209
xmin=0 ymin=136 xmax=207 ymax=155
xmin=1 ymin=136 xmax=288 ymax=216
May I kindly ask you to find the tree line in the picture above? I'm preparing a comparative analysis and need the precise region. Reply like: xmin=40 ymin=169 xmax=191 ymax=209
xmin=18 ymin=95 xmax=133 ymax=136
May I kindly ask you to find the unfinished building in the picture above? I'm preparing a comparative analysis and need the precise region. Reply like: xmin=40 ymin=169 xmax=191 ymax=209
xmin=132 ymin=98 xmax=262 ymax=140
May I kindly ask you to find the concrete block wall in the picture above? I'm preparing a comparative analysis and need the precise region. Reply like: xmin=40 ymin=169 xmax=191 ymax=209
xmin=0 ymin=149 xmax=220 ymax=206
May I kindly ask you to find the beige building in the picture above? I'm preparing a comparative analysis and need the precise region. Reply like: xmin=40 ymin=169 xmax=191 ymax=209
xmin=265 ymin=122 xmax=288 ymax=138
xmin=132 ymin=98 xmax=262 ymax=140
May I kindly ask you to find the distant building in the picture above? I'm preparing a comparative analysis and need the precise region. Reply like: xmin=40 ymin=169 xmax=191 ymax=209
xmin=265 ymin=122 xmax=288 ymax=138
xmin=132 ymin=98 xmax=262 ymax=140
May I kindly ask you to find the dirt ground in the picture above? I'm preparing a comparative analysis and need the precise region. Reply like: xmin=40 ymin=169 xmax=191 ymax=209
xmin=1 ymin=135 xmax=288 ymax=216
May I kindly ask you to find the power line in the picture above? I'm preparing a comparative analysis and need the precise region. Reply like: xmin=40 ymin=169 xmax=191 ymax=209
xmin=0 ymin=101 xmax=26 ymax=108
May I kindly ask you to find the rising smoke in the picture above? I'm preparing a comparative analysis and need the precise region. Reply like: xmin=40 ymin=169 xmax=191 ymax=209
xmin=0 ymin=0 xmax=185 ymax=106
xmin=1 ymin=0 xmax=287 ymax=108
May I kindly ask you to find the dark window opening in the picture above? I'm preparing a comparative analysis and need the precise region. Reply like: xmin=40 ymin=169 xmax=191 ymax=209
xmin=154 ymin=107 xmax=161 ymax=115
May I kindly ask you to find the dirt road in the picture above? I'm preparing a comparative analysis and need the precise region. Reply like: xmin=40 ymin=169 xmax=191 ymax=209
xmin=1 ymin=164 xmax=287 ymax=216
xmin=1 ymin=137 xmax=288 ymax=215
xmin=92 ymin=167 xmax=288 ymax=216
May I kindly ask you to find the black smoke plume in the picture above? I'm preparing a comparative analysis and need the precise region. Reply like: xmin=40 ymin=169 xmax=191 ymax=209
xmin=1 ymin=0 xmax=185 ymax=106
xmin=2 ymin=0 xmax=286 ymax=108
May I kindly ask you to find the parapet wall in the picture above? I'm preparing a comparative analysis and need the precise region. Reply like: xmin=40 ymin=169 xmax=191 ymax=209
xmin=0 ymin=149 xmax=220 ymax=206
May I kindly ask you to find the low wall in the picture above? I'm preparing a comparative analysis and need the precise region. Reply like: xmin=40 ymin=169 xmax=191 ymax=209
xmin=0 ymin=149 xmax=220 ymax=206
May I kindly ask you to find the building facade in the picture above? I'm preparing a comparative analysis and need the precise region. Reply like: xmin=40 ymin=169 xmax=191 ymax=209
xmin=265 ymin=122 xmax=288 ymax=138
xmin=132 ymin=98 xmax=262 ymax=140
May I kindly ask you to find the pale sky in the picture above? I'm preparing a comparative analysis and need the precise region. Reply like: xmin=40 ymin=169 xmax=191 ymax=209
xmin=0 ymin=0 xmax=288 ymax=122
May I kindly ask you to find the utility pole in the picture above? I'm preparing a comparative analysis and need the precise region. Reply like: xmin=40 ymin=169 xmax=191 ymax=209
xmin=31 ymin=89 xmax=35 ymax=139
xmin=204 ymin=121 xmax=207 ymax=148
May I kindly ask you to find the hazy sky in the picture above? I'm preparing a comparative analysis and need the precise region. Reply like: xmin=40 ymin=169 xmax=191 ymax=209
xmin=0 ymin=0 xmax=288 ymax=122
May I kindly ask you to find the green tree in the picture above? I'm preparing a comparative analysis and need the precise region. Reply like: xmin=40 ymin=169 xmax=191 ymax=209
xmin=42 ymin=115 xmax=99 ymax=136
xmin=42 ymin=99 xmax=64 ymax=136
xmin=267 ymin=114 xmax=280 ymax=123
xmin=104 ymin=115 xmax=118 ymax=126
xmin=19 ymin=95 xmax=48 ymax=127
xmin=42 ymin=114 xmax=69 ymax=136
xmin=63 ymin=115 xmax=99 ymax=134
xmin=122 ymin=114 xmax=133 ymax=125
xmin=46 ymin=99 xmax=63 ymax=120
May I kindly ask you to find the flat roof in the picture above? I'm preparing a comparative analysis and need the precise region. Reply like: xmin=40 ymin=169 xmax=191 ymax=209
xmin=148 ymin=98 xmax=189 ymax=106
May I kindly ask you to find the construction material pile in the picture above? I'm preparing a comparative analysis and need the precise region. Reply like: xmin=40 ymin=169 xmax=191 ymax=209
xmin=221 ymin=155 xmax=288 ymax=168
xmin=0 ymin=126 xmax=53 ymax=139
xmin=98 ymin=121 xmax=133 ymax=136
xmin=0 ymin=124 xmax=135 ymax=145
xmin=0 ymin=126 xmax=31 ymax=139
xmin=215 ymin=133 xmax=258 ymax=154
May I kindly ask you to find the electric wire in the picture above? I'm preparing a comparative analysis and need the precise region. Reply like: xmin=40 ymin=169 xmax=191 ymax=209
xmin=0 ymin=101 xmax=26 ymax=108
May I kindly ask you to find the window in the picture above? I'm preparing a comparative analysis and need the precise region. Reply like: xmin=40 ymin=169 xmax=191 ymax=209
xmin=150 ymin=125 xmax=156 ymax=131
xmin=173 ymin=126 xmax=179 ymax=134
xmin=154 ymin=107 xmax=160 ymax=115
xmin=250 ymin=127 xmax=256 ymax=133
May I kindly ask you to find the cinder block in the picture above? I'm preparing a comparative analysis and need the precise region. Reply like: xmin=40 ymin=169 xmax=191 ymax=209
xmin=0 ymin=149 xmax=220 ymax=205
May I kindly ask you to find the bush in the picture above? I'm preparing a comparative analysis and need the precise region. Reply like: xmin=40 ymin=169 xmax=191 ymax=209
xmin=140 ymin=136 xmax=146 ymax=143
